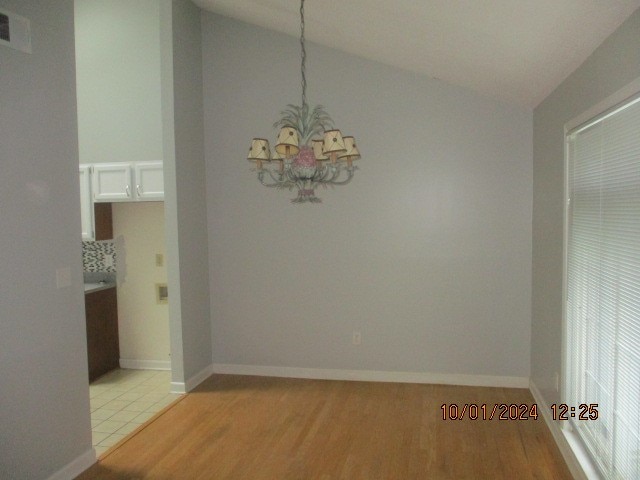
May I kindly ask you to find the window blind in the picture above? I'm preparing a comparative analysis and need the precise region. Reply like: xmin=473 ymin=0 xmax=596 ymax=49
xmin=566 ymin=94 xmax=640 ymax=480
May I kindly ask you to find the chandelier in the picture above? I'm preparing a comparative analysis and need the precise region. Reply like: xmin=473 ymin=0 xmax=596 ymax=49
xmin=246 ymin=0 xmax=361 ymax=203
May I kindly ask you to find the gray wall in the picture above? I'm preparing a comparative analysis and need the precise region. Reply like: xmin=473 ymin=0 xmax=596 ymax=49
xmin=531 ymin=8 xmax=640 ymax=404
xmin=75 ymin=0 xmax=164 ymax=164
xmin=163 ymin=0 xmax=212 ymax=386
xmin=203 ymin=14 xmax=533 ymax=380
xmin=0 ymin=0 xmax=92 ymax=478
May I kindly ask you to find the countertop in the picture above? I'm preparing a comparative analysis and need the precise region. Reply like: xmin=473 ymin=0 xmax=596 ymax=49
xmin=84 ymin=281 xmax=116 ymax=294
xmin=83 ymin=272 xmax=116 ymax=294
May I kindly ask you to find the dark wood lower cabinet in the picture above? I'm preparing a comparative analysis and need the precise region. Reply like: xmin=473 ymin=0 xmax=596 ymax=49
xmin=85 ymin=287 xmax=120 ymax=382
xmin=93 ymin=202 xmax=113 ymax=240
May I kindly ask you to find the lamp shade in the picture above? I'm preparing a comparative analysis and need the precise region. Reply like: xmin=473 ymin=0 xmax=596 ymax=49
xmin=312 ymin=139 xmax=328 ymax=161
xmin=247 ymin=138 xmax=271 ymax=161
xmin=323 ymin=129 xmax=346 ymax=154
xmin=338 ymin=136 xmax=361 ymax=161
xmin=275 ymin=127 xmax=300 ymax=156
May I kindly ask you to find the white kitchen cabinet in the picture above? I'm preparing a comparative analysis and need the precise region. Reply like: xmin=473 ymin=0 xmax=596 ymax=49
xmin=79 ymin=164 xmax=94 ymax=240
xmin=134 ymin=162 xmax=164 ymax=200
xmin=92 ymin=162 xmax=164 ymax=202
xmin=92 ymin=163 xmax=134 ymax=202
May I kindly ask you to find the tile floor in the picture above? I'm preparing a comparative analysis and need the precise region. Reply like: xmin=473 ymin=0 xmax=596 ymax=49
xmin=90 ymin=369 xmax=181 ymax=457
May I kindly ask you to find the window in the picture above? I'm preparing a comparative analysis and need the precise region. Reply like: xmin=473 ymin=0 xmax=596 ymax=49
xmin=565 ymin=94 xmax=640 ymax=480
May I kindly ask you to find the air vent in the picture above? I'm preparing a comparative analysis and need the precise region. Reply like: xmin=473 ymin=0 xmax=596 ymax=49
xmin=0 ymin=14 xmax=9 ymax=42
xmin=0 ymin=8 xmax=31 ymax=54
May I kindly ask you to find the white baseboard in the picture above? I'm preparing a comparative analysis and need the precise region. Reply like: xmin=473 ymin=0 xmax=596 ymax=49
xmin=46 ymin=448 xmax=96 ymax=480
xmin=170 ymin=381 xmax=185 ymax=394
xmin=170 ymin=363 xmax=214 ymax=394
xmin=529 ymin=380 xmax=601 ymax=480
xmin=119 ymin=358 xmax=171 ymax=370
xmin=211 ymin=363 xmax=529 ymax=388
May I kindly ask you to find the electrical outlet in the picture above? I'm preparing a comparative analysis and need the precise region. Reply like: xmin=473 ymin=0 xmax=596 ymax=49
xmin=156 ymin=283 xmax=168 ymax=304
xmin=352 ymin=331 xmax=361 ymax=345
xmin=104 ymin=253 xmax=114 ymax=268
xmin=155 ymin=253 xmax=164 ymax=267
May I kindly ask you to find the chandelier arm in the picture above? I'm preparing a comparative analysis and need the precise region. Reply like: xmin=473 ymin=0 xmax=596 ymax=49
xmin=309 ymin=164 xmax=324 ymax=183
xmin=321 ymin=165 xmax=334 ymax=181
xmin=326 ymin=165 xmax=342 ymax=183
xmin=257 ymin=172 xmax=280 ymax=188
xmin=258 ymin=170 xmax=289 ymax=188
xmin=265 ymin=168 xmax=288 ymax=184
xmin=283 ymin=167 xmax=297 ymax=184
xmin=326 ymin=167 xmax=356 ymax=186
xmin=310 ymin=164 xmax=333 ymax=189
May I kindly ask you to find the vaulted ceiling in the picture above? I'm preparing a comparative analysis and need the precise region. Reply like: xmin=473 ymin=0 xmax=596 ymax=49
xmin=194 ymin=0 xmax=640 ymax=108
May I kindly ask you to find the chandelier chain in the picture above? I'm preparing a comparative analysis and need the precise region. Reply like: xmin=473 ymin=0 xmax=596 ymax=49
xmin=300 ymin=0 xmax=307 ymax=109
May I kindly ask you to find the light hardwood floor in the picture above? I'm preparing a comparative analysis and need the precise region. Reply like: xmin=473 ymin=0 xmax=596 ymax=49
xmin=77 ymin=374 xmax=572 ymax=479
